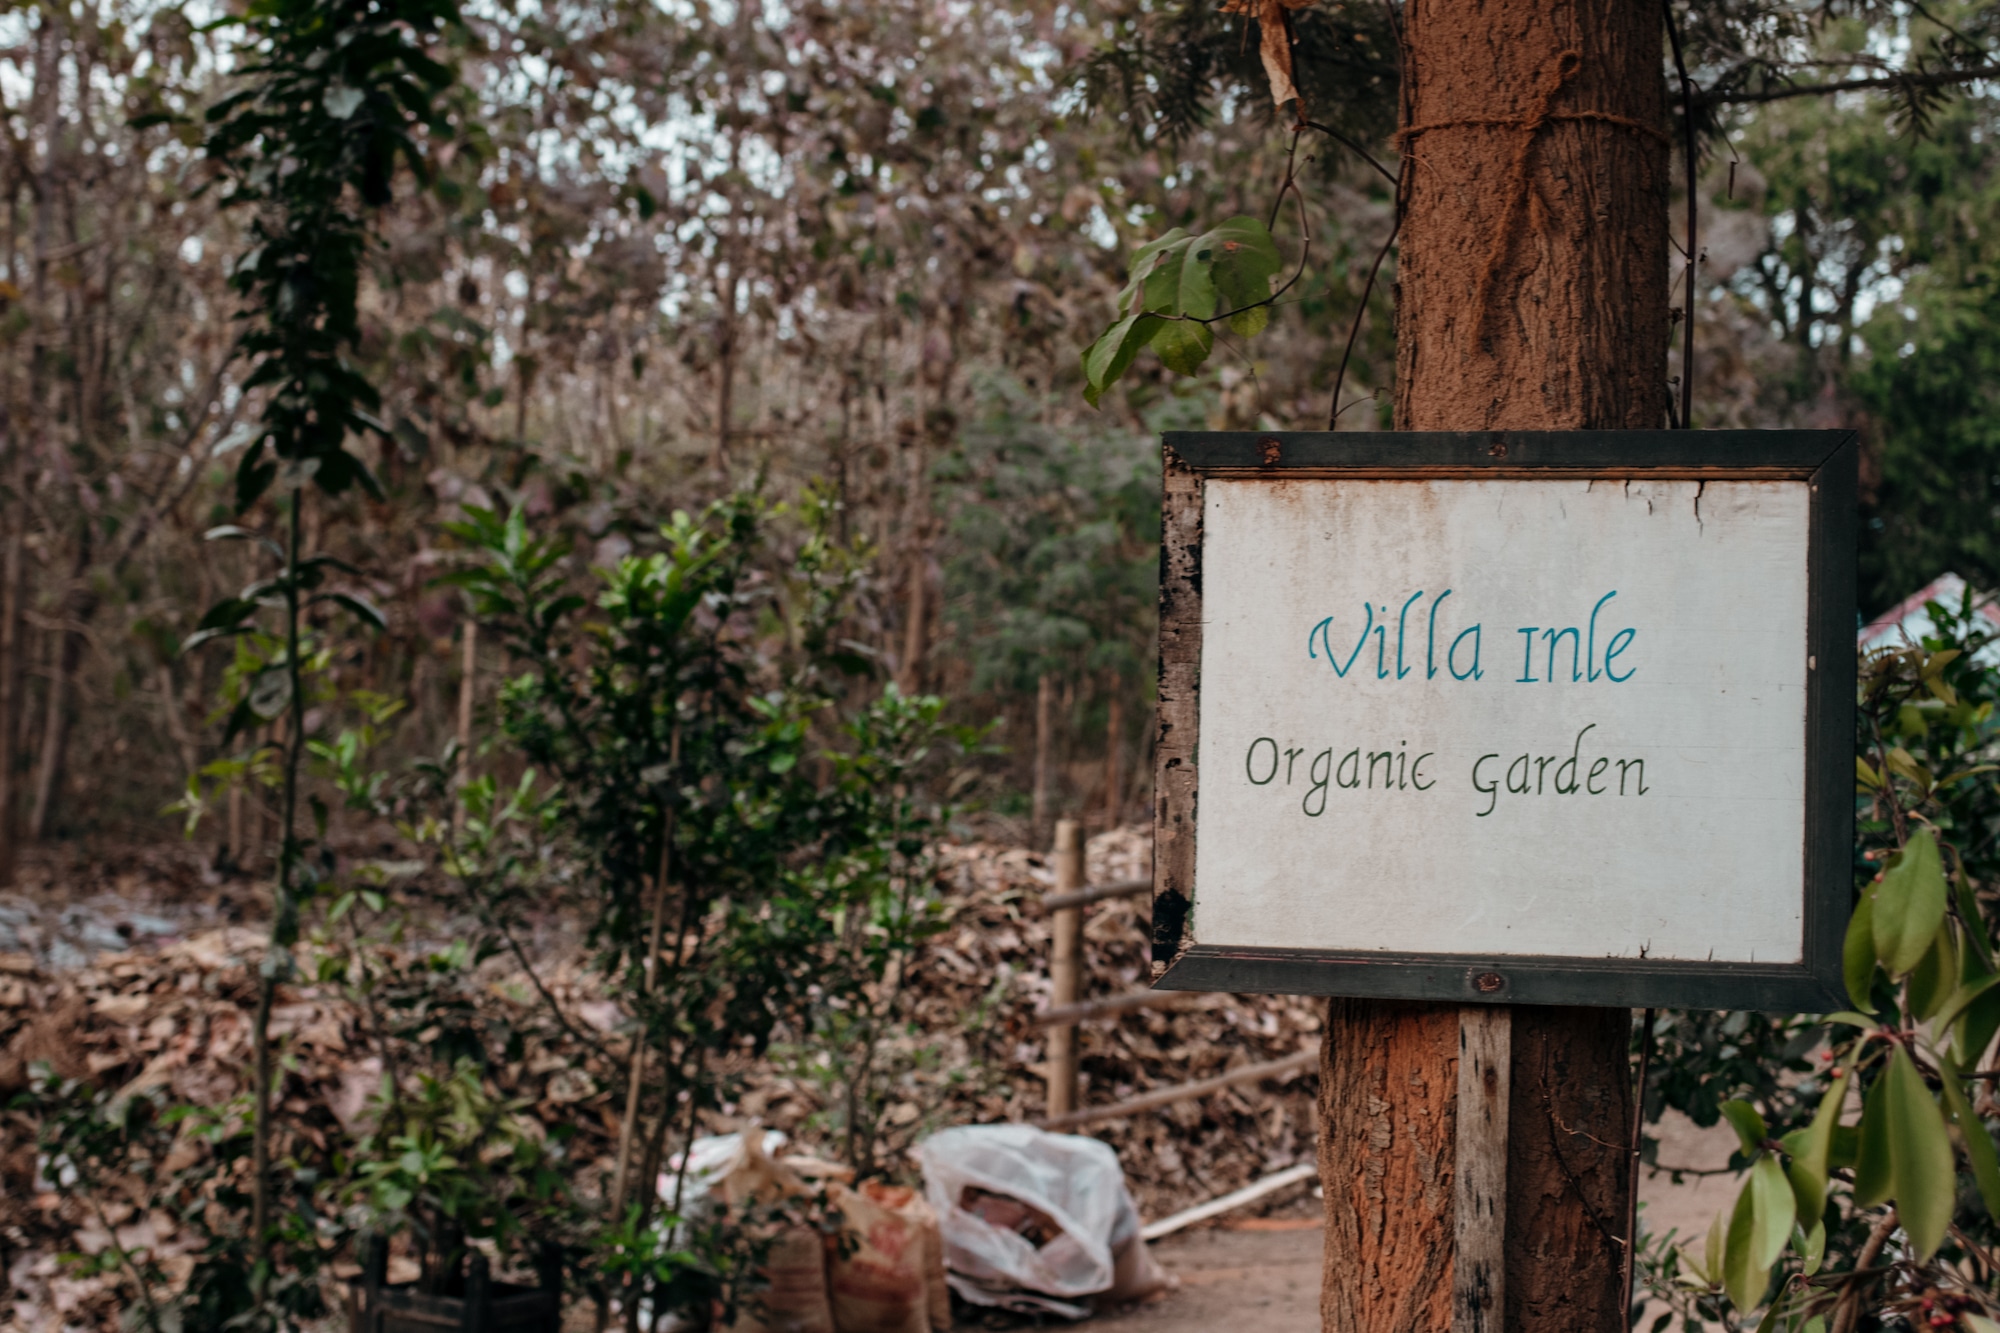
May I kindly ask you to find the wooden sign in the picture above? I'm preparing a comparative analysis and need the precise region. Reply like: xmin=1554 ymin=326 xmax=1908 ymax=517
xmin=1150 ymin=431 xmax=1857 ymax=1012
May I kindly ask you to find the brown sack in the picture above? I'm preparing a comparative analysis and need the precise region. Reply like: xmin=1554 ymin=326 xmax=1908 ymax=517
xmin=714 ymin=1136 xmax=835 ymax=1333
xmin=729 ymin=1226 xmax=835 ymax=1333
xmin=827 ymin=1182 xmax=929 ymax=1333
xmin=858 ymin=1182 xmax=951 ymax=1332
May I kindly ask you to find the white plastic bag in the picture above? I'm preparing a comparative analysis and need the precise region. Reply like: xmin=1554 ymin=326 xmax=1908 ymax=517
xmin=660 ymin=1129 xmax=791 ymax=1220
xmin=915 ymin=1124 xmax=1142 ymax=1316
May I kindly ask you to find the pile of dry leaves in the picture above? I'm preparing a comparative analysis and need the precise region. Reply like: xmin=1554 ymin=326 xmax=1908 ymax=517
xmin=0 ymin=826 xmax=1321 ymax=1329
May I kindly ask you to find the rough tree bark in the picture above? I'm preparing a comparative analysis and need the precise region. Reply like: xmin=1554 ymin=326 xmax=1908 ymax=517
xmin=1318 ymin=1 xmax=1667 ymax=1330
xmin=0 ymin=428 xmax=22 ymax=888
xmin=29 ymin=526 xmax=98 ymax=841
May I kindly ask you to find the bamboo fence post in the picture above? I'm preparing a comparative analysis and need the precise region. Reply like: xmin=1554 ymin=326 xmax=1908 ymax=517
xmin=1045 ymin=818 xmax=1084 ymax=1119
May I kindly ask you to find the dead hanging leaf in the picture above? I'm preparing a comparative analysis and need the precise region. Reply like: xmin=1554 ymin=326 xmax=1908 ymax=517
xmin=1220 ymin=0 xmax=1314 ymax=113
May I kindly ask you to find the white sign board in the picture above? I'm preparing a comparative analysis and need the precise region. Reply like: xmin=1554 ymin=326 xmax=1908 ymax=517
xmin=1151 ymin=432 xmax=1854 ymax=1011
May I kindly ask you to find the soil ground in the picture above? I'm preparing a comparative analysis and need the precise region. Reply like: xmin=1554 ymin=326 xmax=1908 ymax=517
xmin=1097 ymin=1224 xmax=1323 ymax=1332
xmin=1077 ymin=1110 xmax=1739 ymax=1332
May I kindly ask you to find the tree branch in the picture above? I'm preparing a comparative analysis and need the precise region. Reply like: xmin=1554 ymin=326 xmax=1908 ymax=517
xmin=1700 ymin=64 xmax=2000 ymax=108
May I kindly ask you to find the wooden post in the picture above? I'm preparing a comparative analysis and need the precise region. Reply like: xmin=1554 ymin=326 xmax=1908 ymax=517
xmin=454 ymin=619 xmax=477 ymax=833
xmin=1032 ymin=673 xmax=1054 ymax=845
xmin=1453 ymin=1008 xmax=1510 ymax=1333
xmin=1045 ymin=817 xmax=1084 ymax=1119
xmin=1319 ymin=1 xmax=1660 ymax=1329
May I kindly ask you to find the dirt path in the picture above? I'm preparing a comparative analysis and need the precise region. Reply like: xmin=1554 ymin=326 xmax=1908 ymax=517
xmin=1084 ymin=1112 xmax=1739 ymax=1333
xmin=1096 ymin=1224 xmax=1323 ymax=1332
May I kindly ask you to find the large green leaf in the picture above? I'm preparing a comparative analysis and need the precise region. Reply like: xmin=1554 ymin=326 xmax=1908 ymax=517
xmin=1721 ymin=1099 xmax=1768 ymax=1157
xmin=1853 ymin=1066 xmax=1893 ymax=1208
xmin=1798 ymin=1216 xmax=1826 ymax=1276
xmin=1152 ymin=318 xmax=1215 ymax=375
xmin=1952 ymin=935 xmax=2000 ymax=1065
xmin=1959 ymin=878 xmax=1995 ymax=971
xmin=1723 ymin=1154 xmax=1791 ymax=1311
xmin=1939 ymin=1053 xmax=2000 ymax=1220
xmin=1874 ymin=829 xmax=1948 ymax=977
xmin=1080 ymin=310 xmax=1161 ymax=407
xmin=1201 ymin=216 xmax=1284 ymax=335
xmin=1844 ymin=888 xmax=1878 ymax=1012
xmin=1780 ymin=1070 xmax=1849 ymax=1227
xmin=1078 ymin=216 xmax=1282 ymax=405
xmin=1962 ymin=981 xmax=2000 ymax=1070
xmin=1882 ymin=1043 xmax=1957 ymax=1260
xmin=1931 ymin=969 xmax=2000 ymax=1040
xmin=1910 ymin=926 xmax=1960 ymax=1021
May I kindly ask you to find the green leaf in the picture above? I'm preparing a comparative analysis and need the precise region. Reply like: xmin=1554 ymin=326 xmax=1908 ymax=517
xmin=1854 ymin=1066 xmax=1893 ymax=1208
xmin=1874 ymin=829 xmax=1948 ymax=977
xmin=1152 ymin=318 xmax=1214 ymax=375
xmin=318 ymin=591 xmax=388 ymax=632
xmin=1962 ymin=877 xmax=1998 ymax=973
xmin=1693 ymin=1209 xmax=1725 ymax=1287
xmin=1080 ymin=310 xmax=1160 ymax=407
xmin=1938 ymin=1053 xmax=2000 ymax=1220
xmin=1781 ymin=1070 xmax=1848 ymax=1228
xmin=1798 ymin=1216 xmax=1825 ymax=1276
xmin=1881 ymin=1043 xmax=1957 ymax=1260
xmin=1722 ymin=1154 xmax=1789 ymax=1312
xmin=1844 ymin=889 xmax=1878 ymax=1012
xmin=197 ymin=596 xmax=259 ymax=632
xmin=1230 ymin=300 xmax=1270 ymax=338
xmin=1911 ymin=926 xmax=1960 ymax=1021
xmin=1077 ymin=216 xmax=1281 ymax=404
xmin=182 ymin=624 xmax=255 ymax=653
xmin=1745 ymin=1154 xmax=1792 ymax=1268
xmin=1961 ymin=980 xmax=2000 ymax=1071
xmin=1721 ymin=1100 xmax=1768 ymax=1156
xmin=1821 ymin=1010 xmax=1880 ymax=1030
xmin=1201 ymin=216 xmax=1284 ymax=332
xmin=1930 ymin=969 xmax=2000 ymax=1037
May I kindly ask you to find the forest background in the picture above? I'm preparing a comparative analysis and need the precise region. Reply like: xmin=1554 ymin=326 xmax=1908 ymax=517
xmin=7 ymin=0 xmax=1997 ymax=861
xmin=5 ymin=0 xmax=2000 ymax=1327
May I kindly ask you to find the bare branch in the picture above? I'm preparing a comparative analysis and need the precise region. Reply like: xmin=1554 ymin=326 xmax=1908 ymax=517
xmin=1700 ymin=64 xmax=2000 ymax=108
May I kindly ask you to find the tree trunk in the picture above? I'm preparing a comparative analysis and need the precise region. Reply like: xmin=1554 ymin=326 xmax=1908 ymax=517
xmin=29 ymin=519 xmax=98 ymax=843
xmin=1032 ymin=672 xmax=1054 ymax=844
xmin=898 ymin=496 xmax=928 ymax=696
xmin=28 ymin=612 xmax=83 ymax=841
xmin=454 ymin=619 xmax=477 ymax=833
xmin=1319 ymin=2 xmax=1666 ymax=1330
xmin=1392 ymin=0 xmax=1669 ymax=432
xmin=1103 ymin=690 xmax=1124 ymax=828
xmin=0 ymin=448 xmax=22 ymax=887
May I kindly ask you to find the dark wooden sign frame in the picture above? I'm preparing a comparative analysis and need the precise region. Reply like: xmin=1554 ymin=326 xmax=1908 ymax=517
xmin=1149 ymin=429 xmax=1858 ymax=1013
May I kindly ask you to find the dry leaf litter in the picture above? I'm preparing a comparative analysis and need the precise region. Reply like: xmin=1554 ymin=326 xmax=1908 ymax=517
xmin=0 ymin=827 xmax=1322 ymax=1329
